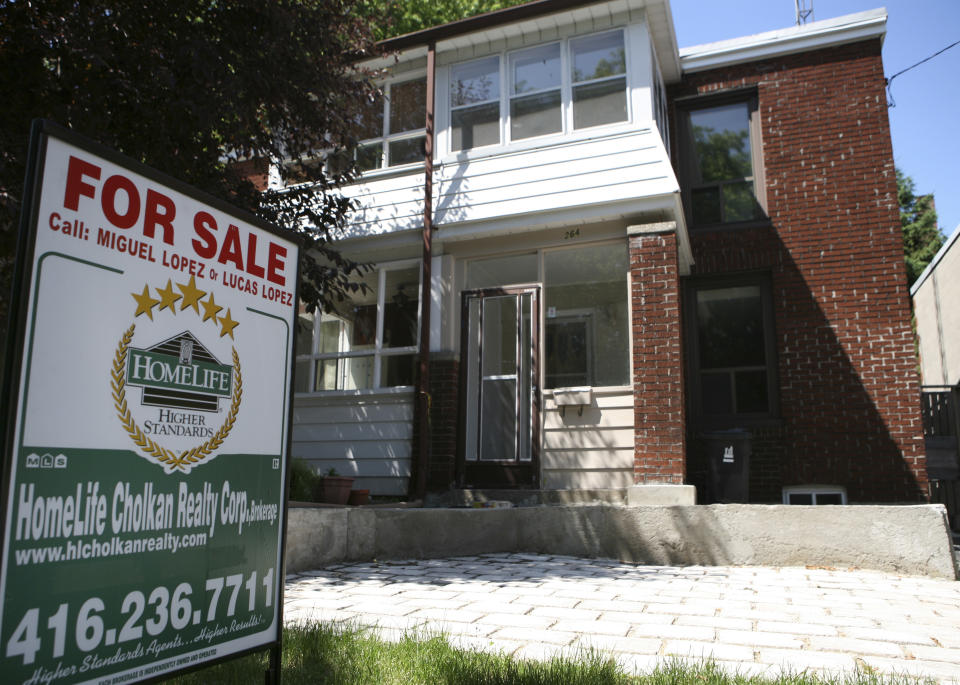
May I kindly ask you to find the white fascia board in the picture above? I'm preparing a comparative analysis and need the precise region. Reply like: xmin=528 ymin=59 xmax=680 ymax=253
xmin=679 ymin=8 xmax=887 ymax=74
xmin=911 ymin=223 xmax=960 ymax=296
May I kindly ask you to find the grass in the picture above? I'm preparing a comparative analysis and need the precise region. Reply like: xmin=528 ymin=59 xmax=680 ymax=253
xmin=161 ymin=623 xmax=934 ymax=685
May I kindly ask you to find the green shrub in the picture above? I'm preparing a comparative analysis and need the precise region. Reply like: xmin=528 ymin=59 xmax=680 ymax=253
xmin=289 ymin=458 xmax=324 ymax=502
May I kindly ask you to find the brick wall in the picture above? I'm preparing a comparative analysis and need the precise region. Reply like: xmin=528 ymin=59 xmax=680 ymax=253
xmin=629 ymin=230 xmax=686 ymax=484
xmin=670 ymin=39 xmax=927 ymax=502
xmin=413 ymin=356 xmax=460 ymax=492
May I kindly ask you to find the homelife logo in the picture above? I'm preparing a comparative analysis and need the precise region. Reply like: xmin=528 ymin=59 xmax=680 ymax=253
xmin=111 ymin=275 xmax=243 ymax=474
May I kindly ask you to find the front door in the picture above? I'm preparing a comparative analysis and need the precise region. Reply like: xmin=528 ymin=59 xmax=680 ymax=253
xmin=459 ymin=287 xmax=540 ymax=488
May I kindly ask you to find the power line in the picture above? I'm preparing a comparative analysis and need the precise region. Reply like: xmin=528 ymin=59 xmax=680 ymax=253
xmin=886 ymin=38 xmax=960 ymax=108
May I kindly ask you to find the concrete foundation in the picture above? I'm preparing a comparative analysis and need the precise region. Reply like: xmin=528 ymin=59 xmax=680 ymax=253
xmin=284 ymin=503 xmax=959 ymax=580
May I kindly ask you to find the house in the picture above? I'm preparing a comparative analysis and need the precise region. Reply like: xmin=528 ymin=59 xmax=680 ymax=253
xmin=289 ymin=0 xmax=927 ymax=504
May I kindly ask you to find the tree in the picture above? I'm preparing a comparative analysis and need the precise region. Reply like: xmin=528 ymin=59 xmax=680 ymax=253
xmin=898 ymin=168 xmax=943 ymax=285
xmin=372 ymin=0 xmax=523 ymax=39
xmin=0 ymin=0 xmax=385 ymax=349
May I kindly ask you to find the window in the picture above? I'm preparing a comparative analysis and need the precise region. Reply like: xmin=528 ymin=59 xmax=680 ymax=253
xmin=451 ymin=57 xmax=501 ymax=151
xmin=295 ymin=264 xmax=420 ymax=392
xmin=356 ymin=78 xmax=427 ymax=171
xmin=687 ymin=278 xmax=777 ymax=419
xmin=782 ymin=486 xmax=847 ymax=505
xmin=449 ymin=30 xmax=629 ymax=152
xmin=570 ymin=31 xmax=627 ymax=130
xmin=678 ymin=97 xmax=764 ymax=227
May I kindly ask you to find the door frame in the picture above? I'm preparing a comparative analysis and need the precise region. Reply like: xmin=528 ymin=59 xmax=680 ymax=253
xmin=456 ymin=285 xmax=541 ymax=489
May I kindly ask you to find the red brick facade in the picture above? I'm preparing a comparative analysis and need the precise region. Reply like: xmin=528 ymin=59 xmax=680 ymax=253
xmin=669 ymin=38 xmax=927 ymax=502
xmin=629 ymin=229 xmax=686 ymax=484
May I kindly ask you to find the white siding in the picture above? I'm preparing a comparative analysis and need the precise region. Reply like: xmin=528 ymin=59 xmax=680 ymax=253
xmin=292 ymin=392 xmax=414 ymax=495
xmin=341 ymin=127 xmax=676 ymax=239
xmin=541 ymin=388 xmax=634 ymax=489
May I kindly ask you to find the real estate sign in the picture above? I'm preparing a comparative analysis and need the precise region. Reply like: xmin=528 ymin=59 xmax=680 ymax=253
xmin=0 ymin=122 xmax=299 ymax=684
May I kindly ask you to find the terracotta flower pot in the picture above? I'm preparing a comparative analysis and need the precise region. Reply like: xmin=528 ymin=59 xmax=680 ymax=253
xmin=320 ymin=476 xmax=354 ymax=505
xmin=347 ymin=489 xmax=369 ymax=506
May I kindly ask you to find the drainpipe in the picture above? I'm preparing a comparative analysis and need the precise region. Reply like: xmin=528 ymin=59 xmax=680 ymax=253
xmin=412 ymin=42 xmax=436 ymax=500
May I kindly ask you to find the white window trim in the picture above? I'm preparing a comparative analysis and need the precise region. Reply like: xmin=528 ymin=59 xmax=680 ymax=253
xmin=447 ymin=28 xmax=631 ymax=156
xmin=782 ymin=485 xmax=848 ymax=505
xmin=296 ymin=259 xmax=422 ymax=394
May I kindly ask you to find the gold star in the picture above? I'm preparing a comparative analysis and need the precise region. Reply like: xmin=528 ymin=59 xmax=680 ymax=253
xmin=131 ymin=285 xmax=160 ymax=320
xmin=218 ymin=308 xmax=239 ymax=339
xmin=156 ymin=279 xmax=182 ymax=313
xmin=177 ymin=275 xmax=206 ymax=315
xmin=201 ymin=293 xmax=223 ymax=323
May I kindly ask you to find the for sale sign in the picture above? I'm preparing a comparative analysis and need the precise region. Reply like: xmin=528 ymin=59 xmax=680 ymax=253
xmin=0 ymin=122 xmax=299 ymax=683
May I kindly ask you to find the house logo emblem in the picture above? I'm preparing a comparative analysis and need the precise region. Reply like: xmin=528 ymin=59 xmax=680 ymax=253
xmin=111 ymin=276 xmax=243 ymax=474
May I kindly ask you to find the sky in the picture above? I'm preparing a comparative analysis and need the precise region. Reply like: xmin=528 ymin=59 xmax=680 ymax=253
xmin=669 ymin=0 xmax=960 ymax=236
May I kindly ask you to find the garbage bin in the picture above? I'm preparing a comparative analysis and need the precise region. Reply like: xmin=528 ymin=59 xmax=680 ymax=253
xmin=702 ymin=429 xmax=752 ymax=503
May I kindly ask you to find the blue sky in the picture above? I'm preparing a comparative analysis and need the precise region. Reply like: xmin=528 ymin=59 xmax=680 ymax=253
xmin=669 ymin=0 xmax=960 ymax=236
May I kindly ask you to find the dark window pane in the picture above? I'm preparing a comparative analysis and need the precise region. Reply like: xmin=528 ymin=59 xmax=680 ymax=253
xmin=573 ymin=78 xmax=627 ymax=129
xmin=701 ymin=372 xmax=732 ymax=415
xmin=296 ymin=314 xmax=314 ymax=355
xmin=389 ymin=79 xmax=426 ymax=134
xmin=510 ymin=90 xmax=562 ymax=140
xmin=723 ymin=180 xmax=761 ymax=222
xmin=294 ymin=360 xmax=311 ymax=393
xmin=383 ymin=267 xmax=419 ymax=348
xmin=482 ymin=297 xmax=517 ymax=377
xmin=735 ymin=369 xmax=768 ymax=413
xmin=788 ymin=493 xmax=814 ymax=505
xmin=349 ymin=305 xmax=377 ymax=348
xmin=688 ymin=103 xmax=753 ymax=182
xmin=817 ymin=493 xmax=843 ymax=505
xmin=356 ymin=142 xmax=382 ymax=171
xmin=480 ymin=378 xmax=517 ymax=460
xmin=452 ymin=102 xmax=501 ymax=150
xmin=381 ymin=354 xmax=417 ymax=387
xmin=571 ymin=31 xmax=625 ymax=82
xmin=546 ymin=319 xmax=589 ymax=387
xmin=692 ymin=187 xmax=721 ymax=225
xmin=388 ymin=137 xmax=425 ymax=166
xmin=357 ymin=95 xmax=385 ymax=141
xmin=697 ymin=286 xmax=765 ymax=369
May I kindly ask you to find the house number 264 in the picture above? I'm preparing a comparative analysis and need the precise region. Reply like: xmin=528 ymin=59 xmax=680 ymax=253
xmin=563 ymin=228 xmax=580 ymax=240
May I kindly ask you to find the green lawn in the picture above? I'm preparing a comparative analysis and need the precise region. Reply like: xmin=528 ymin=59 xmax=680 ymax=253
xmin=161 ymin=623 xmax=933 ymax=685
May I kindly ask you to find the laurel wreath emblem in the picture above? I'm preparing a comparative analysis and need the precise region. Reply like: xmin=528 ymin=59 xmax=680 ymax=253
xmin=111 ymin=324 xmax=243 ymax=473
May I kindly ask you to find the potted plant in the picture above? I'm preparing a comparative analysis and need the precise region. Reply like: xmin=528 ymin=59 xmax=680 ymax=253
xmin=320 ymin=468 xmax=354 ymax=505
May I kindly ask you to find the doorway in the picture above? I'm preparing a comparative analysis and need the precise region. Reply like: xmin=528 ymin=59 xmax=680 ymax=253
xmin=459 ymin=286 xmax=540 ymax=488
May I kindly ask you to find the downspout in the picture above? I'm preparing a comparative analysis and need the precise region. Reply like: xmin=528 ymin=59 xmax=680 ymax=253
xmin=413 ymin=42 xmax=436 ymax=500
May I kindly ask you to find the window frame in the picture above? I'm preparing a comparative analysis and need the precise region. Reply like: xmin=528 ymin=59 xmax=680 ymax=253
xmin=684 ymin=274 xmax=779 ymax=425
xmin=296 ymin=260 xmax=422 ymax=394
xmin=447 ymin=28 xmax=631 ymax=155
xmin=675 ymin=90 xmax=767 ymax=230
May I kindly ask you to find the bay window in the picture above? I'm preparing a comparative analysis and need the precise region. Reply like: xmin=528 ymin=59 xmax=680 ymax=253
xmin=296 ymin=263 xmax=421 ymax=392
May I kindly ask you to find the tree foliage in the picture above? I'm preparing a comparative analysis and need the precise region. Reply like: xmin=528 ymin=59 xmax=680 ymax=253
xmin=0 ymin=0 xmax=386 ymax=346
xmin=371 ymin=0 xmax=524 ymax=39
xmin=898 ymin=168 xmax=942 ymax=285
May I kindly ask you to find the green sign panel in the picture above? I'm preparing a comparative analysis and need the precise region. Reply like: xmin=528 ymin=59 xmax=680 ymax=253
xmin=0 ymin=122 xmax=299 ymax=684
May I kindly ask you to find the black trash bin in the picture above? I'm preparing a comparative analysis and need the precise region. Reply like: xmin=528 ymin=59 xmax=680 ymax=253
xmin=702 ymin=429 xmax=752 ymax=503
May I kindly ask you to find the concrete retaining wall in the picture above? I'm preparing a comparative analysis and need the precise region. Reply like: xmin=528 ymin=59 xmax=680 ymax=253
xmin=285 ymin=504 xmax=959 ymax=580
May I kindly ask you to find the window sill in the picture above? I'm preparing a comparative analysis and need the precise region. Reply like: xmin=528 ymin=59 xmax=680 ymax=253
xmin=294 ymin=387 xmax=416 ymax=402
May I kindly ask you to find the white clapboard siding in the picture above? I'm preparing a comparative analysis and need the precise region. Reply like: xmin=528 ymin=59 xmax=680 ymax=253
xmin=541 ymin=388 xmax=634 ymax=490
xmin=292 ymin=392 xmax=414 ymax=496
xmin=342 ymin=127 xmax=675 ymax=239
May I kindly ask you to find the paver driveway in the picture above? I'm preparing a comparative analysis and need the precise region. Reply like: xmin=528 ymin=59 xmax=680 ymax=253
xmin=284 ymin=553 xmax=960 ymax=683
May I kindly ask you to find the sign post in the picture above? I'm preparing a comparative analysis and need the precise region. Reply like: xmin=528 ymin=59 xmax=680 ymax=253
xmin=0 ymin=121 xmax=299 ymax=684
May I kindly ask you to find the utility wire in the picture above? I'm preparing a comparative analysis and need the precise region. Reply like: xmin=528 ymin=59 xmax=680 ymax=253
xmin=886 ymin=38 xmax=960 ymax=107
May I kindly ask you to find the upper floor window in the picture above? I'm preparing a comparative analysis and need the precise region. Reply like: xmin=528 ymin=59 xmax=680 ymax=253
xmin=356 ymin=78 xmax=427 ymax=171
xmin=678 ymin=98 xmax=764 ymax=228
xmin=296 ymin=263 xmax=421 ymax=392
xmin=449 ymin=29 xmax=629 ymax=153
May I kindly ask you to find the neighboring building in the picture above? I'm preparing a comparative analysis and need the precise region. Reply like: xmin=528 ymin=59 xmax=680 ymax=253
xmin=913 ymin=224 xmax=960 ymax=389
xmin=289 ymin=0 xmax=927 ymax=503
